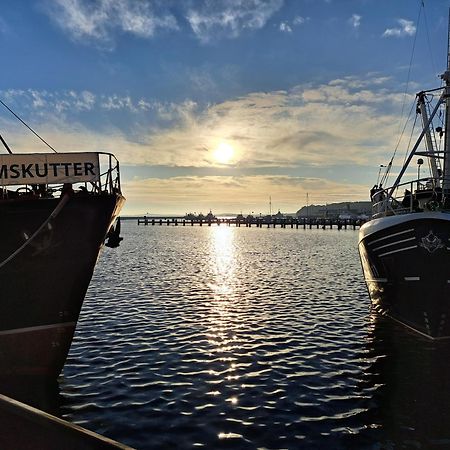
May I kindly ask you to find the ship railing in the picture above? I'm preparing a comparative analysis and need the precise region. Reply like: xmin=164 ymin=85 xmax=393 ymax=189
xmin=94 ymin=152 xmax=121 ymax=195
xmin=0 ymin=152 xmax=121 ymax=200
xmin=371 ymin=176 xmax=443 ymax=219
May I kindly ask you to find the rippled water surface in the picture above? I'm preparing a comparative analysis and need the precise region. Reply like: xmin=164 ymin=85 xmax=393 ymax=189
xmin=26 ymin=223 xmax=450 ymax=448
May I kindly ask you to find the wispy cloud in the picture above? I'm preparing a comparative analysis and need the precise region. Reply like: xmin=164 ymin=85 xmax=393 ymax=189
xmin=186 ymin=0 xmax=283 ymax=42
xmin=42 ymin=0 xmax=178 ymax=47
xmin=279 ymin=15 xmax=308 ymax=33
xmin=293 ymin=16 xmax=306 ymax=26
xmin=382 ymin=18 xmax=416 ymax=38
xmin=279 ymin=22 xmax=292 ymax=33
xmin=42 ymin=0 xmax=285 ymax=46
xmin=348 ymin=14 xmax=361 ymax=29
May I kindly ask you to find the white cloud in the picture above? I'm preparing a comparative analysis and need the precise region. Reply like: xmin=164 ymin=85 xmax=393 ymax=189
xmin=383 ymin=19 xmax=416 ymax=38
xmin=43 ymin=0 xmax=285 ymax=45
xmin=70 ymin=90 xmax=96 ymax=111
xmin=279 ymin=22 xmax=292 ymax=33
xmin=293 ymin=16 xmax=306 ymax=26
xmin=186 ymin=0 xmax=283 ymax=42
xmin=278 ymin=15 xmax=308 ymax=33
xmin=42 ymin=0 xmax=178 ymax=47
xmin=101 ymin=94 xmax=136 ymax=112
xmin=349 ymin=14 xmax=361 ymax=29
xmin=0 ymin=89 xmax=178 ymax=116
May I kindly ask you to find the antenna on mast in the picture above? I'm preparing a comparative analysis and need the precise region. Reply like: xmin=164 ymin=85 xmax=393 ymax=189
xmin=442 ymin=7 xmax=450 ymax=196
xmin=447 ymin=7 xmax=450 ymax=71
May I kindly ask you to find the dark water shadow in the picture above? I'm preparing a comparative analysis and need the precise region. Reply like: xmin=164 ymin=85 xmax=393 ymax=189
xmin=347 ymin=314 xmax=450 ymax=449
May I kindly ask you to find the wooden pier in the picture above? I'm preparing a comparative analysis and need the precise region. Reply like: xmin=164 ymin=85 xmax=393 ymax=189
xmin=137 ymin=216 xmax=364 ymax=230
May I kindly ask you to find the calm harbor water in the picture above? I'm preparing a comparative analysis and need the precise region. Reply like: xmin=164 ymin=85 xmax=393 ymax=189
xmin=7 ymin=222 xmax=450 ymax=449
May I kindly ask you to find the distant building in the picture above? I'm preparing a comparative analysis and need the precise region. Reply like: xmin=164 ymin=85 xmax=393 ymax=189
xmin=273 ymin=210 xmax=285 ymax=219
xmin=296 ymin=201 xmax=371 ymax=219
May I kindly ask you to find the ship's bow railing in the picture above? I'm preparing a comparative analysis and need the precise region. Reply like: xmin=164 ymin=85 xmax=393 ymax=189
xmin=371 ymin=176 xmax=445 ymax=218
xmin=96 ymin=152 xmax=121 ymax=195
xmin=46 ymin=152 xmax=122 ymax=198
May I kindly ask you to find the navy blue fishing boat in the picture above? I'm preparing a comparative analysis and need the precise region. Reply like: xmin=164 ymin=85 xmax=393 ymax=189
xmin=359 ymin=12 xmax=450 ymax=339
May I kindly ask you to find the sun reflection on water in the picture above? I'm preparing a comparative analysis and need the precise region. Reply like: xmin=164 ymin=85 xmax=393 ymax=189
xmin=205 ymin=227 xmax=243 ymax=420
xmin=206 ymin=227 xmax=239 ymax=345
xmin=207 ymin=226 xmax=237 ymax=297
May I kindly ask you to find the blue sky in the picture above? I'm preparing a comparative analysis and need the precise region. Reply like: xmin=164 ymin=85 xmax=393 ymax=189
xmin=0 ymin=0 xmax=449 ymax=215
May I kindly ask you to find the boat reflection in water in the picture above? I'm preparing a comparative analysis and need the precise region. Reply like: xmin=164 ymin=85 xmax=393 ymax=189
xmin=353 ymin=314 xmax=450 ymax=448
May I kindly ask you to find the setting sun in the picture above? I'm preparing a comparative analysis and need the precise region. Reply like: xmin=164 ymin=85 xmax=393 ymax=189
xmin=213 ymin=142 xmax=234 ymax=164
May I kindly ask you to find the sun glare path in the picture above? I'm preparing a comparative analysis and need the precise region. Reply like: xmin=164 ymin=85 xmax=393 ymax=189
xmin=213 ymin=142 xmax=234 ymax=164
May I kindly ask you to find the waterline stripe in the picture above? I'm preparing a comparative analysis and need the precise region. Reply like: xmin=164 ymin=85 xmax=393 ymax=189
xmin=0 ymin=322 xmax=76 ymax=336
xmin=373 ymin=237 xmax=416 ymax=252
xmin=365 ymin=278 xmax=388 ymax=283
xmin=368 ymin=228 xmax=414 ymax=246
xmin=379 ymin=245 xmax=418 ymax=257
xmin=404 ymin=276 xmax=420 ymax=281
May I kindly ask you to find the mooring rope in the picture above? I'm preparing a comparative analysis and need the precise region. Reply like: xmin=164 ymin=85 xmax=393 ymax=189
xmin=0 ymin=193 xmax=70 ymax=270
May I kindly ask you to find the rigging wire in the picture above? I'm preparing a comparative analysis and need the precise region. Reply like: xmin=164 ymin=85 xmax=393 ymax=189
xmin=382 ymin=99 xmax=416 ymax=187
xmin=0 ymin=134 xmax=12 ymax=154
xmin=422 ymin=1 xmax=438 ymax=79
xmin=396 ymin=2 xmax=423 ymax=132
xmin=383 ymin=0 xmax=425 ymax=187
xmin=403 ymin=110 xmax=419 ymax=168
xmin=0 ymin=98 xmax=58 ymax=153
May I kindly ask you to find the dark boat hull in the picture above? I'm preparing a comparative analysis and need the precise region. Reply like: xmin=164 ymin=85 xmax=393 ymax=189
xmin=0 ymin=393 xmax=134 ymax=449
xmin=359 ymin=212 xmax=450 ymax=339
xmin=0 ymin=193 xmax=124 ymax=376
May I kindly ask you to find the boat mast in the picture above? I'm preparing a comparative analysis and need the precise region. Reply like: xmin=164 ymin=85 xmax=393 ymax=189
xmin=388 ymin=97 xmax=444 ymax=197
xmin=417 ymin=92 xmax=440 ymax=186
xmin=442 ymin=8 xmax=450 ymax=196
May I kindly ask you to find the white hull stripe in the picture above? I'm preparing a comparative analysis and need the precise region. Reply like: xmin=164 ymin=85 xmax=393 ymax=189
xmin=368 ymin=228 xmax=414 ymax=246
xmin=372 ymin=237 xmax=416 ymax=252
xmin=404 ymin=276 xmax=420 ymax=281
xmin=379 ymin=245 xmax=418 ymax=257
xmin=0 ymin=321 xmax=76 ymax=336
xmin=365 ymin=278 xmax=388 ymax=283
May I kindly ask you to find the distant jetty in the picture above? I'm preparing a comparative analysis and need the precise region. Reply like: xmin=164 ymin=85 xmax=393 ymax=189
xmin=137 ymin=215 xmax=364 ymax=230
